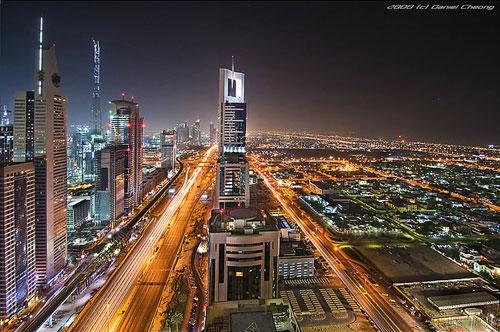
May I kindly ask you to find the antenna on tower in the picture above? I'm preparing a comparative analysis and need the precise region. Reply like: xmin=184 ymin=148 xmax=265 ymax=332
xmin=37 ymin=17 xmax=44 ymax=95
xmin=231 ymin=55 xmax=235 ymax=78
xmin=92 ymin=39 xmax=102 ymax=135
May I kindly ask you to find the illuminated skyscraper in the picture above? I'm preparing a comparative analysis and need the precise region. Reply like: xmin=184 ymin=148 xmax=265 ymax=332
xmin=109 ymin=99 xmax=143 ymax=213
xmin=208 ymin=208 xmax=279 ymax=303
xmin=0 ymin=163 xmax=36 ymax=318
xmin=160 ymin=129 xmax=176 ymax=170
xmin=215 ymin=60 xmax=250 ymax=208
xmin=13 ymin=91 xmax=35 ymax=162
xmin=33 ymin=18 xmax=68 ymax=286
xmin=0 ymin=124 xmax=13 ymax=164
xmin=95 ymin=145 xmax=127 ymax=226
xmin=209 ymin=121 xmax=216 ymax=145
xmin=191 ymin=119 xmax=201 ymax=146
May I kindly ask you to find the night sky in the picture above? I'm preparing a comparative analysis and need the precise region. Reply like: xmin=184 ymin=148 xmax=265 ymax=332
xmin=1 ymin=2 xmax=499 ymax=146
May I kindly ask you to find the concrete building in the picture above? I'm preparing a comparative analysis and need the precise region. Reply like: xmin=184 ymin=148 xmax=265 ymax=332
xmin=160 ymin=129 xmax=176 ymax=170
xmin=95 ymin=145 xmax=127 ymax=226
xmin=206 ymin=298 xmax=300 ymax=332
xmin=142 ymin=166 xmax=167 ymax=199
xmin=427 ymin=291 xmax=499 ymax=311
xmin=0 ymin=125 xmax=13 ymax=164
xmin=67 ymin=196 xmax=91 ymax=233
xmin=33 ymin=18 xmax=68 ymax=286
xmin=0 ymin=163 xmax=36 ymax=318
xmin=13 ymin=91 xmax=35 ymax=163
xmin=215 ymin=63 xmax=250 ymax=208
xmin=109 ymin=99 xmax=143 ymax=214
xmin=278 ymin=240 xmax=315 ymax=280
xmin=208 ymin=208 xmax=279 ymax=303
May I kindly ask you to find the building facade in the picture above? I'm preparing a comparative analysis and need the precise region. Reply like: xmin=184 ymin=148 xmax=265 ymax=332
xmin=215 ymin=66 xmax=250 ymax=208
xmin=33 ymin=21 xmax=68 ymax=286
xmin=67 ymin=196 xmax=91 ymax=233
xmin=0 ymin=163 xmax=36 ymax=318
xmin=160 ymin=129 xmax=176 ymax=170
xmin=13 ymin=91 xmax=35 ymax=163
xmin=209 ymin=121 xmax=216 ymax=145
xmin=109 ymin=99 xmax=143 ymax=214
xmin=95 ymin=145 xmax=127 ymax=226
xmin=208 ymin=208 xmax=279 ymax=304
xmin=0 ymin=125 xmax=13 ymax=164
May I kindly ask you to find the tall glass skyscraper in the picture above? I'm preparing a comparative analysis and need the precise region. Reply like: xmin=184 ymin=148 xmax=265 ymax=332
xmin=32 ymin=18 xmax=68 ymax=287
xmin=215 ymin=64 xmax=250 ymax=208
xmin=109 ymin=99 xmax=144 ymax=214
xmin=0 ymin=163 xmax=36 ymax=318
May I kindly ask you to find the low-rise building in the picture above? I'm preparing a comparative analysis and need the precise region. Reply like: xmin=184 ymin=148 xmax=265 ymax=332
xmin=67 ymin=196 xmax=92 ymax=233
xmin=278 ymin=240 xmax=314 ymax=280
xmin=206 ymin=298 xmax=300 ymax=332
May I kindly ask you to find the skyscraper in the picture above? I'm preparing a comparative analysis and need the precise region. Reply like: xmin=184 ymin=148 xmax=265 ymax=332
xmin=215 ymin=61 xmax=250 ymax=208
xmin=109 ymin=99 xmax=143 ymax=213
xmin=95 ymin=145 xmax=127 ymax=226
xmin=1 ymin=106 xmax=10 ymax=126
xmin=13 ymin=91 xmax=35 ymax=162
xmin=0 ymin=163 xmax=36 ymax=318
xmin=191 ymin=119 xmax=201 ymax=146
xmin=160 ymin=129 xmax=176 ymax=170
xmin=33 ymin=18 xmax=68 ymax=286
xmin=208 ymin=208 xmax=279 ymax=303
xmin=209 ymin=121 xmax=216 ymax=145
xmin=0 ymin=124 xmax=13 ymax=164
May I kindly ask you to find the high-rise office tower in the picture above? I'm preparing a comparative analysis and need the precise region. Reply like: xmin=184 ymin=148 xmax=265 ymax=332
xmin=208 ymin=208 xmax=279 ymax=303
xmin=0 ymin=124 xmax=13 ymax=164
xmin=160 ymin=129 xmax=176 ymax=170
xmin=0 ymin=163 xmax=36 ymax=317
xmin=1 ymin=106 xmax=10 ymax=126
xmin=33 ymin=18 xmax=68 ymax=286
xmin=109 ymin=99 xmax=143 ymax=213
xmin=215 ymin=61 xmax=250 ymax=208
xmin=209 ymin=121 xmax=216 ymax=145
xmin=13 ymin=91 xmax=35 ymax=162
xmin=95 ymin=145 xmax=127 ymax=226
xmin=191 ymin=119 xmax=201 ymax=146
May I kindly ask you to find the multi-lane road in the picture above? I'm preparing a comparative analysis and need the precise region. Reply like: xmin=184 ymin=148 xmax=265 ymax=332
xmin=251 ymin=160 xmax=418 ymax=332
xmin=68 ymin=146 xmax=216 ymax=332
xmin=111 ymin=159 xmax=215 ymax=332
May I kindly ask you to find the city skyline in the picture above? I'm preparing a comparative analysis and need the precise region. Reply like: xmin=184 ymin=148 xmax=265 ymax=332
xmin=0 ymin=3 xmax=499 ymax=332
xmin=1 ymin=2 xmax=499 ymax=146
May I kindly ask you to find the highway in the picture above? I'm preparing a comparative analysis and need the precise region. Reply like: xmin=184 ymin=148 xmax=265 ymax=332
xmin=111 ymin=158 xmax=215 ymax=332
xmin=68 ymin=146 xmax=216 ymax=332
xmin=252 ymin=161 xmax=415 ymax=332
xmin=14 ymin=158 xmax=186 ymax=332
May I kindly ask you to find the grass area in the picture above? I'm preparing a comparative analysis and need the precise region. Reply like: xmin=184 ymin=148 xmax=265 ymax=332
xmin=160 ymin=274 xmax=189 ymax=332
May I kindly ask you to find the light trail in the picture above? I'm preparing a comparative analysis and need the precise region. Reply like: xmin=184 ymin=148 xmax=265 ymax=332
xmin=69 ymin=146 xmax=216 ymax=332
xmin=253 ymin=164 xmax=406 ymax=332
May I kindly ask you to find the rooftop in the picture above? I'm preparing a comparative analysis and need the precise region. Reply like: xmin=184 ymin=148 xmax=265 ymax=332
xmin=230 ymin=311 xmax=277 ymax=332
xmin=280 ymin=239 xmax=313 ymax=258
xmin=427 ymin=291 xmax=499 ymax=310
xmin=209 ymin=207 xmax=278 ymax=234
